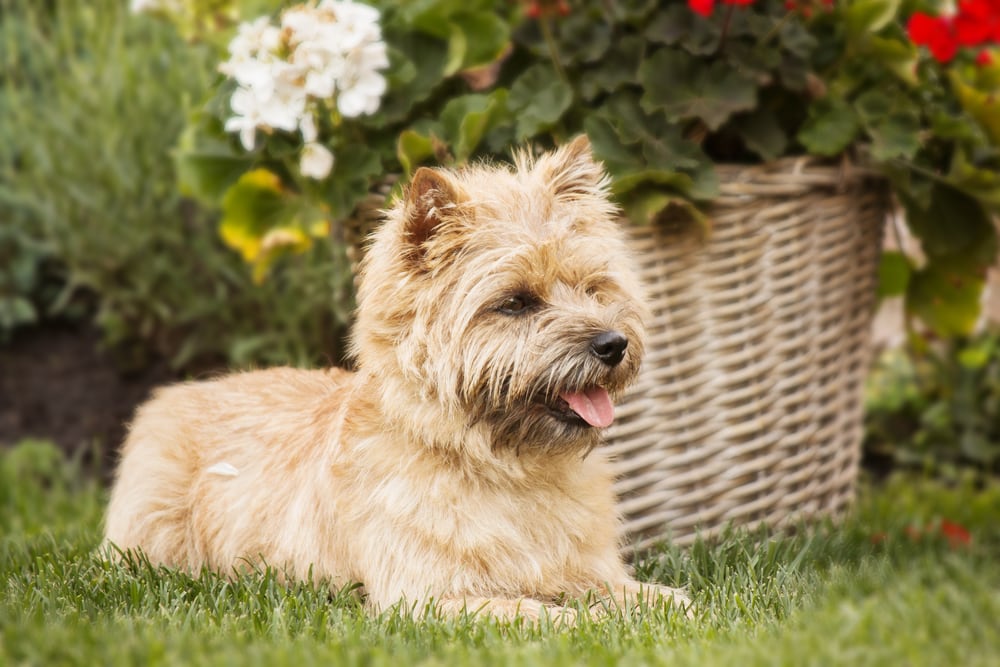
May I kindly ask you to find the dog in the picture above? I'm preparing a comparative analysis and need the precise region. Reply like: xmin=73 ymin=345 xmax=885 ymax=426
xmin=103 ymin=136 xmax=690 ymax=622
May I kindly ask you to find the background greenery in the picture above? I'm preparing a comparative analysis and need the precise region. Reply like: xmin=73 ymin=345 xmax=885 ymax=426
xmin=0 ymin=0 xmax=354 ymax=368
xmin=2 ymin=440 xmax=998 ymax=666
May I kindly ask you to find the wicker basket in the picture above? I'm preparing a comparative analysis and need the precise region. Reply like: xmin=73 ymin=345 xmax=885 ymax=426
xmin=608 ymin=159 xmax=887 ymax=554
xmin=346 ymin=158 xmax=888 ymax=555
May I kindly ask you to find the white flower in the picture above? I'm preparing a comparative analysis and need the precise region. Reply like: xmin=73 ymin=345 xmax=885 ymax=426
xmin=336 ymin=70 xmax=386 ymax=117
xmin=130 ymin=0 xmax=182 ymax=14
xmin=220 ymin=1 xmax=388 ymax=152
xmin=300 ymin=142 xmax=335 ymax=180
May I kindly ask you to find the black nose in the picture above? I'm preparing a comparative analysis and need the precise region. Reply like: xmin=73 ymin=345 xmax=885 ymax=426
xmin=590 ymin=331 xmax=628 ymax=367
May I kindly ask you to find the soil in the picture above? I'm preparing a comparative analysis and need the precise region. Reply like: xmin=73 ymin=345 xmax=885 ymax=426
xmin=0 ymin=322 xmax=179 ymax=478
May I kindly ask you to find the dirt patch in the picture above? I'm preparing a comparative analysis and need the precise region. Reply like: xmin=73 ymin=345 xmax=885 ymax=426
xmin=0 ymin=323 xmax=179 ymax=477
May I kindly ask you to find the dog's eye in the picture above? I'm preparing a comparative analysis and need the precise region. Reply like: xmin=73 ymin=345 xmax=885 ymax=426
xmin=498 ymin=295 xmax=533 ymax=315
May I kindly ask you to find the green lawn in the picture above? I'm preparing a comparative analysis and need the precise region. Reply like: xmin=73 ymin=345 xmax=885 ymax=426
xmin=2 ymin=439 xmax=998 ymax=666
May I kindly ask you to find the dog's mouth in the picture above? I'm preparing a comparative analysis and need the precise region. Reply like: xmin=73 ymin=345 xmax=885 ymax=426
xmin=547 ymin=387 xmax=616 ymax=429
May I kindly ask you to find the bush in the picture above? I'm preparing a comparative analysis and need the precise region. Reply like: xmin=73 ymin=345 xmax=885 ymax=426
xmin=865 ymin=330 xmax=1000 ymax=475
xmin=0 ymin=0 xmax=353 ymax=368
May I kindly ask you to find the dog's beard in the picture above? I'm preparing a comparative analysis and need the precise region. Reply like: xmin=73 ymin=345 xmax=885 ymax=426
xmin=460 ymin=359 xmax=638 ymax=456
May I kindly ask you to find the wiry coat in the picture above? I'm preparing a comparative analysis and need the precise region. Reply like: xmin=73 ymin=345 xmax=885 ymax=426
xmin=103 ymin=137 xmax=689 ymax=621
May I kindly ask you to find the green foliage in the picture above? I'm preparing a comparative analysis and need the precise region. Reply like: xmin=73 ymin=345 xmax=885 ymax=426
xmin=865 ymin=331 xmax=1000 ymax=472
xmin=0 ymin=0 xmax=354 ymax=368
xmin=2 ymin=441 xmax=1000 ymax=666
xmin=155 ymin=0 xmax=1000 ymax=338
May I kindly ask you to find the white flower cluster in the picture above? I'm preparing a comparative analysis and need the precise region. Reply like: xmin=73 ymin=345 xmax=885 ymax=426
xmin=219 ymin=1 xmax=389 ymax=180
xmin=130 ymin=0 xmax=183 ymax=13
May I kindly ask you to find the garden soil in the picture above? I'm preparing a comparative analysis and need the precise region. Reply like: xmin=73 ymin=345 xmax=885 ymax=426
xmin=0 ymin=323 xmax=179 ymax=479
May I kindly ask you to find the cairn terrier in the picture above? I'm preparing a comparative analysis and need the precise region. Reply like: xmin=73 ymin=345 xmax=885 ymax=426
xmin=103 ymin=136 xmax=690 ymax=622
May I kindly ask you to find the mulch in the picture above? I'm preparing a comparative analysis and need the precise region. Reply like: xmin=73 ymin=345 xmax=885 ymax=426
xmin=0 ymin=322 xmax=178 ymax=478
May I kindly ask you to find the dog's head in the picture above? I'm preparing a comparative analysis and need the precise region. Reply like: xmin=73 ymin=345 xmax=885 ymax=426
xmin=353 ymin=136 xmax=647 ymax=453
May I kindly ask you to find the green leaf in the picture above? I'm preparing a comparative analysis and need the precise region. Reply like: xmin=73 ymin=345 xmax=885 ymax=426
xmin=508 ymin=64 xmax=573 ymax=140
xmin=622 ymin=189 xmax=709 ymax=236
xmin=844 ymin=0 xmax=901 ymax=37
xmin=947 ymin=150 xmax=1000 ymax=210
xmin=906 ymin=259 xmax=984 ymax=337
xmin=319 ymin=145 xmax=383 ymax=219
xmin=877 ymin=251 xmax=912 ymax=299
xmin=901 ymin=184 xmax=997 ymax=269
xmin=950 ymin=71 xmax=1000 ymax=145
xmin=643 ymin=5 xmax=719 ymax=56
xmin=639 ymin=49 xmax=756 ymax=131
xmin=397 ymin=130 xmax=435 ymax=177
xmin=958 ymin=337 xmax=996 ymax=370
xmin=219 ymin=169 xmax=298 ymax=277
xmin=734 ymin=108 xmax=788 ymax=162
xmin=439 ymin=90 xmax=509 ymax=163
xmin=450 ymin=12 xmax=509 ymax=70
xmin=374 ymin=36 xmax=449 ymax=124
xmin=175 ymin=124 xmax=253 ymax=204
xmin=871 ymin=112 xmax=922 ymax=161
xmin=865 ymin=36 xmax=919 ymax=86
xmin=579 ymin=35 xmax=644 ymax=101
xmin=797 ymin=98 xmax=860 ymax=157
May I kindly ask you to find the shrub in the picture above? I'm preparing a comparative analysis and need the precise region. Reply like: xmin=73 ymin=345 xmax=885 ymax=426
xmin=865 ymin=329 xmax=1000 ymax=474
xmin=0 ymin=0 xmax=354 ymax=368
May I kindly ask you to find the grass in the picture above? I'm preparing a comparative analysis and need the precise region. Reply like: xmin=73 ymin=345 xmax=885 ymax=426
xmin=2 ymin=439 xmax=999 ymax=666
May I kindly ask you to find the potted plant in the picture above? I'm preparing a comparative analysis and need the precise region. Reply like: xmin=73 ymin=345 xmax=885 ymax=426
xmin=142 ymin=0 xmax=1000 ymax=547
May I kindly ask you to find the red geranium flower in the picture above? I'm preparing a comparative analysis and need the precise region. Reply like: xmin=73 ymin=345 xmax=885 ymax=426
xmin=688 ymin=0 xmax=756 ymax=18
xmin=908 ymin=12 xmax=959 ymax=62
xmin=940 ymin=520 xmax=972 ymax=549
xmin=954 ymin=0 xmax=1000 ymax=45
xmin=689 ymin=0 xmax=715 ymax=17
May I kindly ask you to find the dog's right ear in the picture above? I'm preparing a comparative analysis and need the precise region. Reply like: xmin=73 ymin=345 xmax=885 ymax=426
xmin=403 ymin=167 xmax=464 ymax=250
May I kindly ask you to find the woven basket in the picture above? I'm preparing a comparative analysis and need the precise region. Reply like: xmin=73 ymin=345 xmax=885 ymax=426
xmin=345 ymin=158 xmax=888 ymax=555
xmin=608 ymin=159 xmax=887 ymax=554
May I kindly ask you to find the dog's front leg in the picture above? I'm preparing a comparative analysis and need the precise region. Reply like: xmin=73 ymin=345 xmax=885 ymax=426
xmin=433 ymin=596 xmax=578 ymax=625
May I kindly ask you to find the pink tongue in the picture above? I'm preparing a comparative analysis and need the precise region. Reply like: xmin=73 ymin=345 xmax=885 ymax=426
xmin=559 ymin=387 xmax=615 ymax=428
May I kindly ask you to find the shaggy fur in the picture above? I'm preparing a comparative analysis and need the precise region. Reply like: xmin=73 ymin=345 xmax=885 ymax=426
xmin=103 ymin=136 xmax=690 ymax=622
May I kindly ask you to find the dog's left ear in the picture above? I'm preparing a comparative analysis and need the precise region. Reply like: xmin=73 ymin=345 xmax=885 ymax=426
xmin=403 ymin=167 xmax=465 ymax=249
xmin=544 ymin=134 xmax=607 ymax=197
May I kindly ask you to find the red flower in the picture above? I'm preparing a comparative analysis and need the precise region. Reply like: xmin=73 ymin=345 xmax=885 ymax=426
xmin=908 ymin=12 xmax=959 ymax=62
xmin=940 ymin=520 xmax=972 ymax=549
xmin=977 ymin=49 xmax=994 ymax=65
xmin=689 ymin=0 xmax=715 ymax=17
xmin=954 ymin=0 xmax=1000 ymax=45
xmin=688 ymin=0 xmax=756 ymax=18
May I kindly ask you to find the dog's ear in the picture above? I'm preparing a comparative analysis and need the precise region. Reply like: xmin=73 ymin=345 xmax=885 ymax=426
xmin=403 ymin=167 xmax=465 ymax=249
xmin=544 ymin=134 xmax=608 ymax=198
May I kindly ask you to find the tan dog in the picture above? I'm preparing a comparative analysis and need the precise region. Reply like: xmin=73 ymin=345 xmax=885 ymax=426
xmin=103 ymin=136 xmax=690 ymax=622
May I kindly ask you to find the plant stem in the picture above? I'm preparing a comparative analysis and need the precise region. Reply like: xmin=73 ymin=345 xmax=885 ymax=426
xmin=716 ymin=4 xmax=736 ymax=54
xmin=540 ymin=16 xmax=568 ymax=83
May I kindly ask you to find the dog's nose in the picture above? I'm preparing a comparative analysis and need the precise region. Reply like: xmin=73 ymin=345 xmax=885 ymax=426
xmin=590 ymin=331 xmax=628 ymax=366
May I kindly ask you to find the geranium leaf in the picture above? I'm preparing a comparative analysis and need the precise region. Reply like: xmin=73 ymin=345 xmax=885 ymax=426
xmin=397 ymin=130 xmax=435 ymax=177
xmin=844 ymin=0 xmax=901 ymax=37
xmin=948 ymin=150 xmax=1000 ymax=209
xmin=219 ymin=169 xmax=290 ymax=264
xmin=580 ymin=35 xmax=643 ymax=101
xmin=907 ymin=259 xmax=984 ymax=337
xmin=950 ymin=72 xmax=1000 ymax=145
xmin=877 ymin=251 xmax=912 ymax=299
xmin=734 ymin=108 xmax=788 ymax=162
xmin=450 ymin=12 xmax=509 ymax=70
xmin=639 ymin=49 xmax=756 ymax=131
xmin=901 ymin=184 xmax=997 ymax=269
xmin=797 ymin=98 xmax=860 ymax=156
xmin=175 ymin=124 xmax=254 ymax=204
xmin=643 ymin=5 xmax=718 ymax=56
xmin=439 ymin=91 xmax=509 ymax=162
xmin=508 ymin=64 xmax=573 ymax=140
